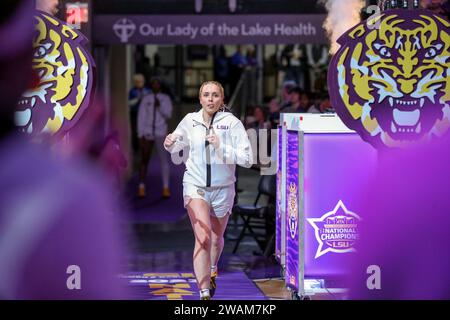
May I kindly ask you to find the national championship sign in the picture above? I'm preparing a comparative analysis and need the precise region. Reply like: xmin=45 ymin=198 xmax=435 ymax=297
xmin=15 ymin=11 xmax=96 ymax=136
xmin=328 ymin=9 xmax=450 ymax=149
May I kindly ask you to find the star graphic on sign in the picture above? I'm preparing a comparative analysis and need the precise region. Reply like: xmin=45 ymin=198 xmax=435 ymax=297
xmin=307 ymin=200 xmax=361 ymax=259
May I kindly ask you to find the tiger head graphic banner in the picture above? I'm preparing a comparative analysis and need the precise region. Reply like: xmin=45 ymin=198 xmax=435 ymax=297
xmin=15 ymin=11 xmax=95 ymax=137
xmin=328 ymin=9 xmax=450 ymax=149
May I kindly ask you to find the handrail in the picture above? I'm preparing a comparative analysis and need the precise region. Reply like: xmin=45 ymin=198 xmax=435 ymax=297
xmin=227 ymin=70 xmax=247 ymax=111
xmin=227 ymin=68 xmax=255 ymax=122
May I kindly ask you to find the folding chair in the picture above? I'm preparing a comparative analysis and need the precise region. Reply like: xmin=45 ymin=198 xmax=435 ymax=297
xmin=231 ymin=174 xmax=276 ymax=254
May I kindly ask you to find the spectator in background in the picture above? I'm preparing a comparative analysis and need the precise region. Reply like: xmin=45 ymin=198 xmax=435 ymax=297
xmin=284 ymin=87 xmax=320 ymax=113
xmin=318 ymin=95 xmax=335 ymax=113
xmin=268 ymin=98 xmax=281 ymax=128
xmin=311 ymin=93 xmax=336 ymax=113
xmin=128 ymin=73 xmax=151 ymax=155
xmin=137 ymin=77 xmax=173 ymax=199
xmin=229 ymin=45 xmax=248 ymax=96
xmin=0 ymin=0 xmax=128 ymax=299
xmin=214 ymin=45 xmax=229 ymax=98
xmin=279 ymin=80 xmax=297 ymax=112
xmin=246 ymin=106 xmax=271 ymax=130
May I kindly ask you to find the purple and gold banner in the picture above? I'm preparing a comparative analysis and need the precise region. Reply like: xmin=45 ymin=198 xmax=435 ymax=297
xmin=285 ymin=130 xmax=300 ymax=290
xmin=275 ymin=126 xmax=283 ymax=261
xmin=92 ymin=14 xmax=327 ymax=44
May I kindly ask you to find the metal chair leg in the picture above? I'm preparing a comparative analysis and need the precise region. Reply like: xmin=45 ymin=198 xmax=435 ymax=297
xmin=232 ymin=215 xmax=250 ymax=253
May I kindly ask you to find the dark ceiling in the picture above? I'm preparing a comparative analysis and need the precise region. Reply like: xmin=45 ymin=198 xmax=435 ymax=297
xmin=92 ymin=0 xmax=327 ymax=15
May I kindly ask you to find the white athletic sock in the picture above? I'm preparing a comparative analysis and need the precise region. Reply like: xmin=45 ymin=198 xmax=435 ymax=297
xmin=210 ymin=265 xmax=217 ymax=275
xmin=200 ymin=289 xmax=210 ymax=299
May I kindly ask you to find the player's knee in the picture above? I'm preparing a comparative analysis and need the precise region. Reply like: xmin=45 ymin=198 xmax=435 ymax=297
xmin=196 ymin=233 xmax=211 ymax=249
xmin=211 ymin=235 xmax=224 ymax=249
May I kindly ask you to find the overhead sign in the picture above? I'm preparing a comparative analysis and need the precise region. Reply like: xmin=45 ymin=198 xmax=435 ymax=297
xmin=93 ymin=14 xmax=327 ymax=44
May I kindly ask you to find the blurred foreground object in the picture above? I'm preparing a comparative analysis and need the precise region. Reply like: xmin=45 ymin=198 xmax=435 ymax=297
xmin=0 ymin=0 xmax=128 ymax=299
xmin=349 ymin=135 xmax=450 ymax=299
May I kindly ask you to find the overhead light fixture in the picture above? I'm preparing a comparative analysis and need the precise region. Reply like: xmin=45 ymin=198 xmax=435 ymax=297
xmin=195 ymin=0 xmax=203 ymax=13
xmin=229 ymin=0 xmax=237 ymax=12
